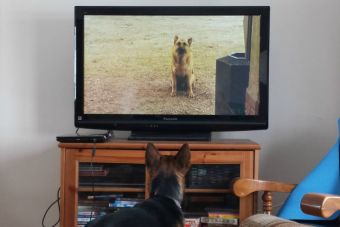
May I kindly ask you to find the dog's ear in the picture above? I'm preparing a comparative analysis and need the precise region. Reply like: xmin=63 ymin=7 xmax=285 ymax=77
xmin=145 ymin=143 xmax=161 ymax=170
xmin=174 ymin=35 xmax=179 ymax=44
xmin=188 ymin=38 xmax=192 ymax=47
xmin=175 ymin=143 xmax=191 ymax=172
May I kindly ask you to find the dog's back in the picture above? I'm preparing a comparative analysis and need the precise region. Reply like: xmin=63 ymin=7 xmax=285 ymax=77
xmin=86 ymin=196 xmax=183 ymax=227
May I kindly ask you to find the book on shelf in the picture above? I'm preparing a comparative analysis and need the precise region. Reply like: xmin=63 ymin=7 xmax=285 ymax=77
xmin=208 ymin=213 xmax=239 ymax=219
xmin=184 ymin=211 xmax=208 ymax=218
xmin=79 ymin=164 xmax=104 ymax=171
xmin=77 ymin=212 xmax=97 ymax=226
xmin=200 ymin=216 xmax=238 ymax=225
xmin=78 ymin=211 xmax=98 ymax=216
xmin=77 ymin=216 xmax=96 ymax=223
xmin=77 ymin=204 xmax=107 ymax=226
xmin=78 ymin=201 xmax=108 ymax=214
xmin=184 ymin=216 xmax=238 ymax=227
xmin=184 ymin=218 xmax=200 ymax=227
xmin=78 ymin=200 xmax=108 ymax=207
xmin=205 ymin=208 xmax=239 ymax=219
xmin=87 ymin=193 xmax=124 ymax=200
xmin=109 ymin=198 xmax=143 ymax=208
xmin=79 ymin=169 xmax=109 ymax=177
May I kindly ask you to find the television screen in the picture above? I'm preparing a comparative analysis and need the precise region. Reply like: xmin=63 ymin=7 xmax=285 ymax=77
xmin=75 ymin=6 xmax=270 ymax=137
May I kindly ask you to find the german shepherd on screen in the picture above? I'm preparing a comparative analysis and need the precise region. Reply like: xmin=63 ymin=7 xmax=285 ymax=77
xmin=171 ymin=35 xmax=195 ymax=98
xmin=86 ymin=143 xmax=191 ymax=227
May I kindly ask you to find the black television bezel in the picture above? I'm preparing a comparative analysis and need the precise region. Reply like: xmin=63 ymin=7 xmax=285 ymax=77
xmin=74 ymin=6 xmax=270 ymax=132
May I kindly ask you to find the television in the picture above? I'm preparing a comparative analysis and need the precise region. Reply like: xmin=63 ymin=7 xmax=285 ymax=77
xmin=74 ymin=6 xmax=270 ymax=140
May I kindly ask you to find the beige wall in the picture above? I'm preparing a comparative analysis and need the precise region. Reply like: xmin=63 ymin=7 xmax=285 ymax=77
xmin=1 ymin=0 xmax=340 ymax=226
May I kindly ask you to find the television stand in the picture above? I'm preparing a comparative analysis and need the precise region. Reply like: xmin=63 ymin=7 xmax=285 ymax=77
xmin=128 ymin=131 xmax=211 ymax=141
xmin=58 ymin=139 xmax=260 ymax=227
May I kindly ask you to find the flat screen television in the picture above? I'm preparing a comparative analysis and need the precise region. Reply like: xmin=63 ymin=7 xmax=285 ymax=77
xmin=74 ymin=6 xmax=270 ymax=140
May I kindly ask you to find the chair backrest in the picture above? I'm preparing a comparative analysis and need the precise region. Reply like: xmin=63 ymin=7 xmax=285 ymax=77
xmin=338 ymin=118 xmax=340 ymax=177
xmin=278 ymin=119 xmax=340 ymax=220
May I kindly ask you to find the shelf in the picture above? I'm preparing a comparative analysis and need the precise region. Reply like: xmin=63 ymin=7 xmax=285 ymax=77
xmin=78 ymin=187 xmax=145 ymax=193
xmin=184 ymin=188 xmax=232 ymax=193
xmin=77 ymin=187 xmax=231 ymax=194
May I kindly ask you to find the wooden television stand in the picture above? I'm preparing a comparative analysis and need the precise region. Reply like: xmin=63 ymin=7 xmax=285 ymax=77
xmin=59 ymin=139 xmax=260 ymax=227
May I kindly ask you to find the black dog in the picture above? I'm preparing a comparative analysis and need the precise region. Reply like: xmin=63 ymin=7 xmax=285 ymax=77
xmin=86 ymin=143 xmax=191 ymax=227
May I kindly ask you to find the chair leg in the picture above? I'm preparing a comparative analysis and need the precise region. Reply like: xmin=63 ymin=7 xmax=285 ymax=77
xmin=262 ymin=191 xmax=273 ymax=215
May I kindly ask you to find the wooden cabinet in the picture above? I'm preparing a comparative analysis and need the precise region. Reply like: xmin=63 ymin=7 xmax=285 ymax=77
xmin=59 ymin=139 xmax=260 ymax=227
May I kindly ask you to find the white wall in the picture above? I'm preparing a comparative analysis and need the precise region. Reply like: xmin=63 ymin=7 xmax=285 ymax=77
xmin=0 ymin=0 xmax=339 ymax=226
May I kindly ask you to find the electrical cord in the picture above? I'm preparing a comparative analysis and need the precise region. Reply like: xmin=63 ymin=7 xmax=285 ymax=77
xmin=42 ymin=187 xmax=60 ymax=227
xmin=42 ymin=138 xmax=98 ymax=227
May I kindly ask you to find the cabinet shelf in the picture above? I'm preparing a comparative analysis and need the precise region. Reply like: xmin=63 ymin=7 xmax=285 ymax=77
xmin=77 ymin=187 xmax=231 ymax=194
xmin=78 ymin=186 xmax=145 ymax=193
xmin=184 ymin=188 xmax=232 ymax=193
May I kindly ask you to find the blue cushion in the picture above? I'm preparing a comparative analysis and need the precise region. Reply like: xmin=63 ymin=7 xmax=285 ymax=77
xmin=278 ymin=119 xmax=340 ymax=220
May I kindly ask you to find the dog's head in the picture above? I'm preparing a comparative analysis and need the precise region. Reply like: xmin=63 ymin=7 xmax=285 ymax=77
xmin=173 ymin=35 xmax=192 ymax=56
xmin=145 ymin=143 xmax=191 ymax=203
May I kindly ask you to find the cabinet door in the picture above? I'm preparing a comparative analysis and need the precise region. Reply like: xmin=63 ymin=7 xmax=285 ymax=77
xmin=60 ymin=148 xmax=145 ymax=227
xmin=188 ymin=150 xmax=255 ymax=221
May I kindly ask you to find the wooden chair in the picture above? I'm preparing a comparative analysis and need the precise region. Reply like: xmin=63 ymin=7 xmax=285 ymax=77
xmin=235 ymin=119 xmax=340 ymax=226
xmin=233 ymin=178 xmax=340 ymax=226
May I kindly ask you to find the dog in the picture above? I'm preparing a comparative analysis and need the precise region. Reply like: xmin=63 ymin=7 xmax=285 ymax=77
xmin=86 ymin=143 xmax=191 ymax=227
xmin=171 ymin=35 xmax=195 ymax=98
